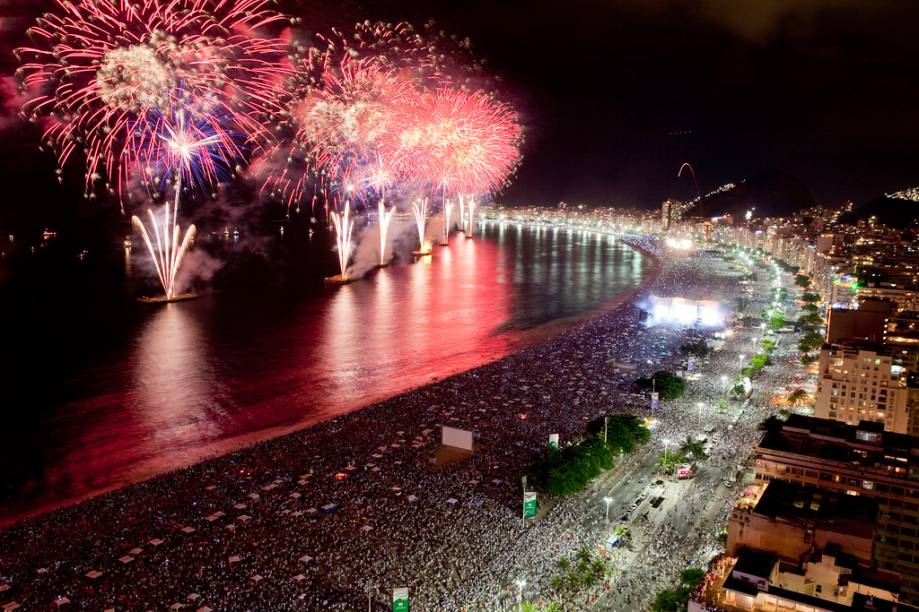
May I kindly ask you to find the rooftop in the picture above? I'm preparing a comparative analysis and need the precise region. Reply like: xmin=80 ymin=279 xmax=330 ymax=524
xmin=753 ymin=480 xmax=876 ymax=541
xmin=758 ymin=415 xmax=918 ymax=478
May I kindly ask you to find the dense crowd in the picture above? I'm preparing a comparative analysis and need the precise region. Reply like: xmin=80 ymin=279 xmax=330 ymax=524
xmin=0 ymin=231 xmax=799 ymax=610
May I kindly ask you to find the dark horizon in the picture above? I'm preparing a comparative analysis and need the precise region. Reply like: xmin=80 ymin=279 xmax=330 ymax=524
xmin=2 ymin=0 xmax=919 ymax=237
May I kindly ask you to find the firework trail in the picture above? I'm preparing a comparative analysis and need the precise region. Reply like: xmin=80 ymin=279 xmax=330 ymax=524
xmin=16 ymin=0 xmax=290 ymax=203
xmin=378 ymin=198 xmax=395 ymax=267
xmin=678 ymin=162 xmax=702 ymax=206
xmin=465 ymin=196 xmax=477 ymax=236
xmin=131 ymin=182 xmax=196 ymax=300
xmin=129 ymin=104 xmax=242 ymax=297
xmin=411 ymin=198 xmax=431 ymax=255
xmin=459 ymin=193 xmax=466 ymax=231
xmin=330 ymin=202 xmax=354 ymax=278
xmin=441 ymin=198 xmax=454 ymax=245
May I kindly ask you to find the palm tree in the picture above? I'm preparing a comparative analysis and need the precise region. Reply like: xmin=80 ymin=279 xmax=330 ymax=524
xmin=680 ymin=435 xmax=708 ymax=460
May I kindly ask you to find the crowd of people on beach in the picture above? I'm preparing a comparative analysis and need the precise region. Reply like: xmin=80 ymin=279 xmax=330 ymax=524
xmin=0 ymin=230 xmax=803 ymax=610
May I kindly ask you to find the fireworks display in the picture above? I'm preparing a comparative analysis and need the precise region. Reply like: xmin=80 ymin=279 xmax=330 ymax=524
xmin=129 ymin=105 xmax=245 ymax=298
xmin=397 ymin=88 xmax=522 ymax=198
xmin=411 ymin=198 xmax=431 ymax=255
xmin=17 ymin=3 xmax=524 ymax=289
xmin=131 ymin=204 xmax=196 ymax=301
xmin=441 ymin=199 xmax=454 ymax=245
xmin=329 ymin=203 xmax=354 ymax=279
xmin=465 ymin=196 xmax=478 ymax=236
xmin=261 ymin=19 xmax=522 ymax=270
xmin=17 ymin=0 xmax=291 ymax=298
xmin=378 ymin=199 xmax=395 ymax=267
xmin=17 ymin=0 xmax=290 ymax=202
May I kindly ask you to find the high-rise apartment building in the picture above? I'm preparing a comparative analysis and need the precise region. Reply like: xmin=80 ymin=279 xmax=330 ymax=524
xmin=814 ymin=344 xmax=910 ymax=434
xmin=753 ymin=416 xmax=919 ymax=604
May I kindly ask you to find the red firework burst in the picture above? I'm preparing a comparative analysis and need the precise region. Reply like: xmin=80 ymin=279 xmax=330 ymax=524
xmin=15 ymin=0 xmax=291 ymax=203
xmin=397 ymin=87 xmax=523 ymax=198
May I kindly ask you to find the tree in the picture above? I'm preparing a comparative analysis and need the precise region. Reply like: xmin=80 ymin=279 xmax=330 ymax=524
xmin=680 ymin=435 xmax=708 ymax=460
xmin=551 ymin=548 xmax=608 ymax=593
xmin=802 ymin=303 xmax=819 ymax=314
xmin=798 ymin=331 xmax=824 ymax=353
xmin=651 ymin=587 xmax=686 ymax=612
xmin=795 ymin=274 xmax=811 ymax=289
xmin=680 ymin=341 xmax=710 ymax=359
xmin=801 ymin=292 xmax=820 ymax=303
xmin=798 ymin=312 xmax=822 ymax=328
xmin=680 ymin=568 xmax=705 ymax=587
xmin=788 ymin=389 xmax=808 ymax=405
xmin=643 ymin=371 xmax=685 ymax=400
xmin=761 ymin=339 xmax=776 ymax=352
xmin=587 ymin=414 xmax=651 ymax=451
xmin=533 ymin=436 xmax=614 ymax=496
xmin=750 ymin=354 xmax=769 ymax=370
xmin=801 ymin=353 xmax=817 ymax=365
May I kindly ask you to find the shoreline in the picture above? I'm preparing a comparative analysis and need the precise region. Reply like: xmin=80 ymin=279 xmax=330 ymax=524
xmin=0 ymin=233 xmax=660 ymax=528
xmin=1 ymin=233 xmax=716 ymax=611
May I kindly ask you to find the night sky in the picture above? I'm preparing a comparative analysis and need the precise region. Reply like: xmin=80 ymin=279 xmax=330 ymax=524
xmin=2 ymin=0 xmax=919 ymax=236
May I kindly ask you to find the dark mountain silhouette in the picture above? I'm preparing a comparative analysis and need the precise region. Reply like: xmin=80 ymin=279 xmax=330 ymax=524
xmin=691 ymin=172 xmax=816 ymax=219
xmin=838 ymin=193 xmax=919 ymax=228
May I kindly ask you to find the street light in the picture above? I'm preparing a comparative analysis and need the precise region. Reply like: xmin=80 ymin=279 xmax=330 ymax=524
xmin=603 ymin=496 xmax=613 ymax=524
xmin=697 ymin=402 xmax=705 ymax=428
xmin=515 ymin=579 xmax=526 ymax=611
xmin=663 ymin=438 xmax=670 ymax=464
xmin=720 ymin=375 xmax=727 ymax=390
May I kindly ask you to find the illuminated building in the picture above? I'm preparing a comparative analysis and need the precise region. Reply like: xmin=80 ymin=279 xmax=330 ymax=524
xmin=718 ymin=480 xmax=912 ymax=610
xmin=753 ymin=415 xmax=919 ymax=604
xmin=814 ymin=344 xmax=909 ymax=434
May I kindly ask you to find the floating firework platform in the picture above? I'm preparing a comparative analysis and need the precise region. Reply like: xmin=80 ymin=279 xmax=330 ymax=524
xmin=137 ymin=293 xmax=198 ymax=304
xmin=324 ymin=274 xmax=357 ymax=285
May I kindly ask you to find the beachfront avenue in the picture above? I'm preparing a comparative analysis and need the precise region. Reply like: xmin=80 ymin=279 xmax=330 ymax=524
xmin=0 ymin=215 xmax=806 ymax=610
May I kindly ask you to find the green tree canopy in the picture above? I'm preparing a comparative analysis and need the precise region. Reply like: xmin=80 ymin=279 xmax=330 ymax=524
xmin=798 ymin=331 xmax=824 ymax=353
xmin=680 ymin=568 xmax=705 ymax=586
xmin=679 ymin=435 xmax=708 ymax=460
xmin=795 ymin=274 xmax=811 ymax=289
xmin=680 ymin=341 xmax=711 ymax=359
xmin=801 ymin=292 xmax=820 ymax=303
xmin=636 ymin=371 xmax=685 ymax=400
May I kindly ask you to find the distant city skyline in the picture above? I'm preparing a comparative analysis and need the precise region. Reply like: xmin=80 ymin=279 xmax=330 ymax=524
xmin=3 ymin=0 xmax=919 ymax=233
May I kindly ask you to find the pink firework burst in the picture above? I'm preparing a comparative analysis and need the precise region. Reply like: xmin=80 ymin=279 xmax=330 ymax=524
xmin=15 ymin=0 xmax=291 ymax=203
xmin=321 ymin=20 xmax=486 ymax=91
xmin=258 ymin=19 xmax=507 ymax=213
xmin=398 ymin=87 xmax=523 ymax=198
xmin=260 ymin=53 xmax=415 ymax=209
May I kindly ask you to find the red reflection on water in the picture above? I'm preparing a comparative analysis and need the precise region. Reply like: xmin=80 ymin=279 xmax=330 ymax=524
xmin=3 ymin=227 xmax=645 ymax=523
